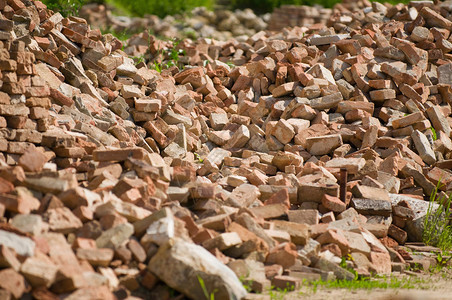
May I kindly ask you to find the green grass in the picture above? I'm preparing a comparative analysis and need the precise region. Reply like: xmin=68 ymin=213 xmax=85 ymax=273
xmin=423 ymin=182 xmax=452 ymax=252
xmin=268 ymin=284 xmax=294 ymax=300
xmin=306 ymin=274 xmax=429 ymax=295
xmin=340 ymin=256 xmax=358 ymax=280
xmin=257 ymin=275 xmax=429 ymax=298
xmin=431 ymin=251 xmax=452 ymax=272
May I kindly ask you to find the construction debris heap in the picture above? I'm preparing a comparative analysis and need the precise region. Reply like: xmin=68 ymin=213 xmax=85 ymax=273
xmin=0 ymin=0 xmax=452 ymax=299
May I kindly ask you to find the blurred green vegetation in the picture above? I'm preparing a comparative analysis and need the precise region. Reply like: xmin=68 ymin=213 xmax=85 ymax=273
xmin=230 ymin=0 xmax=411 ymax=13
xmin=42 ymin=0 xmax=87 ymax=17
xmin=42 ymin=0 xmax=107 ymax=16
xmin=230 ymin=0 xmax=340 ymax=13
xmin=43 ymin=0 xmax=215 ymax=18
xmin=109 ymin=0 xmax=215 ymax=18
xmin=42 ymin=0 xmax=410 ymax=19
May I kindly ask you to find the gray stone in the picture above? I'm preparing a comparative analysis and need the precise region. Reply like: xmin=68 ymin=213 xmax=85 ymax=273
xmin=351 ymin=198 xmax=392 ymax=216
xmin=0 ymin=230 xmax=35 ymax=257
xmin=148 ymin=239 xmax=247 ymax=300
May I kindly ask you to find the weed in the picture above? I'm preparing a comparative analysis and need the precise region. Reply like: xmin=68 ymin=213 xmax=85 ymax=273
xmin=339 ymin=255 xmax=358 ymax=280
xmin=239 ymin=276 xmax=253 ymax=293
xmin=165 ymin=39 xmax=186 ymax=68
xmin=132 ymin=55 xmax=146 ymax=65
xmin=194 ymin=152 xmax=204 ymax=163
xmin=101 ymin=27 xmax=135 ymax=42
xmin=226 ymin=61 xmax=236 ymax=68
xmin=149 ymin=46 xmax=165 ymax=72
xmin=423 ymin=182 xmax=452 ymax=252
xmin=430 ymin=126 xmax=438 ymax=141
xmin=149 ymin=38 xmax=185 ymax=72
xmin=197 ymin=275 xmax=217 ymax=300
xmin=410 ymin=262 xmax=422 ymax=272
xmin=436 ymin=251 xmax=452 ymax=267
xmin=430 ymin=251 xmax=452 ymax=273
xmin=150 ymin=61 xmax=163 ymax=73
xmin=268 ymin=284 xmax=293 ymax=300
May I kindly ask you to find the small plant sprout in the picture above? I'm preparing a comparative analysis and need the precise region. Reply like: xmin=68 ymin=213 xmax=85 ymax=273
xmin=197 ymin=275 xmax=217 ymax=300
xmin=226 ymin=61 xmax=235 ymax=68
xmin=430 ymin=126 xmax=438 ymax=141
xmin=194 ymin=152 xmax=203 ymax=163
xmin=238 ymin=276 xmax=253 ymax=293
xmin=149 ymin=39 xmax=185 ymax=72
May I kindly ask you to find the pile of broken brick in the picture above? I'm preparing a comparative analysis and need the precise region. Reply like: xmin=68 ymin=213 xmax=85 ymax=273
xmin=0 ymin=0 xmax=452 ymax=299
xmin=79 ymin=4 xmax=269 ymax=41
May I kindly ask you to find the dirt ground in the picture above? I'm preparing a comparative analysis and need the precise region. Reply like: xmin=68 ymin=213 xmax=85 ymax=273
xmin=245 ymin=269 xmax=452 ymax=300
xmin=291 ymin=272 xmax=452 ymax=300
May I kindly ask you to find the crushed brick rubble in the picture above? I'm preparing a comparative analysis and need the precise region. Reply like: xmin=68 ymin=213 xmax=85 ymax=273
xmin=0 ymin=0 xmax=452 ymax=299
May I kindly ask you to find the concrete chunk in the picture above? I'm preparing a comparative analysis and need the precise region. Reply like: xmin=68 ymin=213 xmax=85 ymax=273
xmin=148 ymin=239 xmax=247 ymax=300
